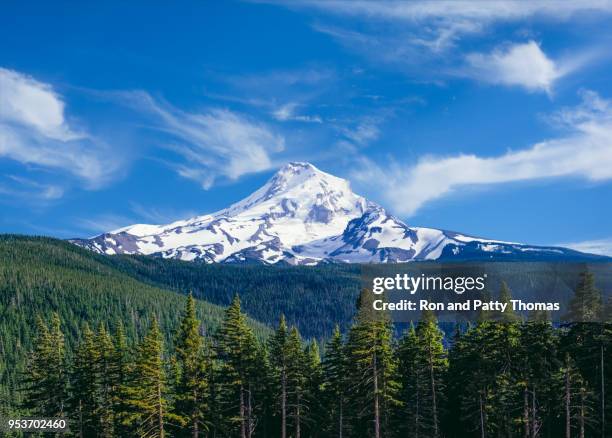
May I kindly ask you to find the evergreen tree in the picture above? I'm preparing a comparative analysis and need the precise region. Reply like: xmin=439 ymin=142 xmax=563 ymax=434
xmin=303 ymin=340 xmax=323 ymax=438
xmin=217 ymin=295 xmax=260 ymax=438
xmin=96 ymin=323 xmax=116 ymax=437
xmin=111 ymin=321 xmax=132 ymax=437
xmin=519 ymin=316 xmax=561 ymax=437
xmin=70 ymin=323 xmax=101 ymax=437
xmin=126 ymin=318 xmax=172 ymax=438
xmin=269 ymin=314 xmax=291 ymax=438
xmin=345 ymin=289 xmax=400 ymax=438
xmin=565 ymin=271 xmax=602 ymax=323
xmin=563 ymin=270 xmax=606 ymax=436
xmin=415 ymin=310 xmax=447 ymax=438
xmin=322 ymin=325 xmax=348 ymax=438
xmin=286 ymin=326 xmax=308 ymax=438
xmin=397 ymin=325 xmax=421 ymax=437
xmin=22 ymin=313 xmax=68 ymax=418
xmin=174 ymin=294 xmax=209 ymax=437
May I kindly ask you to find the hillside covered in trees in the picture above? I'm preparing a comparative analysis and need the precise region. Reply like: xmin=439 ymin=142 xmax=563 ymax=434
xmin=2 ymin=235 xmax=612 ymax=437
xmin=13 ymin=274 xmax=612 ymax=437
xmin=0 ymin=235 xmax=270 ymax=420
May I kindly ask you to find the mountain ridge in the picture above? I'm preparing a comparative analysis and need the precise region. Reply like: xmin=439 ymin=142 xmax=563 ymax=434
xmin=72 ymin=162 xmax=609 ymax=264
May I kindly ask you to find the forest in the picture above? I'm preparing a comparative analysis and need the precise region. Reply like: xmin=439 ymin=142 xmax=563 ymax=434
xmin=1 ymin=235 xmax=612 ymax=437
xmin=10 ymin=271 xmax=612 ymax=437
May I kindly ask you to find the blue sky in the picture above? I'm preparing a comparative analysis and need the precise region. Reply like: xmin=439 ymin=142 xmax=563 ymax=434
xmin=1 ymin=1 xmax=612 ymax=254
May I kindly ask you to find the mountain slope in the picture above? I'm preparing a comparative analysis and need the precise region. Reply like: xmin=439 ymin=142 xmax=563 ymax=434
xmin=72 ymin=162 xmax=609 ymax=264
xmin=0 ymin=235 xmax=271 ymax=408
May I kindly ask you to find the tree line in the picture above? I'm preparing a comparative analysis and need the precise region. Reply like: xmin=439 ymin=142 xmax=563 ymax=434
xmin=21 ymin=271 xmax=611 ymax=437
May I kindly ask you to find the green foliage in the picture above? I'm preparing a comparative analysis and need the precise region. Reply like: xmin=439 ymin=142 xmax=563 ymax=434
xmin=172 ymin=294 xmax=209 ymax=437
xmin=0 ymin=235 xmax=269 ymax=414
xmin=3 ymin=235 xmax=612 ymax=437
xmin=97 ymin=252 xmax=362 ymax=339
xmin=21 ymin=313 xmax=68 ymax=418
xmin=344 ymin=289 xmax=400 ymax=438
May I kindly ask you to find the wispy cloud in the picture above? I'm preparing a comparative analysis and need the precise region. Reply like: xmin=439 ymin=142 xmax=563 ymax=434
xmin=118 ymin=91 xmax=285 ymax=189
xmin=0 ymin=68 xmax=122 ymax=190
xmin=272 ymin=102 xmax=322 ymax=123
xmin=560 ymin=237 xmax=612 ymax=256
xmin=0 ymin=175 xmax=64 ymax=200
xmin=276 ymin=1 xmax=612 ymax=85
xmin=340 ymin=117 xmax=381 ymax=146
xmin=353 ymin=90 xmax=612 ymax=216
xmin=296 ymin=1 xmax=612 ymax=48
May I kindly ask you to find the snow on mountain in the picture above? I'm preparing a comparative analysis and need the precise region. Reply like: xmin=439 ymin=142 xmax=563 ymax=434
xmin=71 ymin=162 xmax=608 ymax=264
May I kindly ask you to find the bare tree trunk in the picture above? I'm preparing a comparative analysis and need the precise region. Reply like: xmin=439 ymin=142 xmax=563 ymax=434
xmin=580 ymin=387 xmax=585 ymax=438
xmin=565 ymin=367 xmax=571 ymax=438
xmin=531 ymin=388 xmax=537 ymax=438
xmin=296 ymin=392 xmax=301 ymax=438
xmin=523 ymin=388 xmax=530 ymax=438
xmin=240 ymin=384 xmax=246 ymax=438
xmin=373 ymin=351 xmax=380 ymax=438
xmin=281 ymin=370 xmax=287 ymax=438
xmin=79 ymin=399 xmax=83 ymax=438
xmin=602 ymin=344 xmax=606 ymax=438
xmin=338 ymin=400 xmax=343 ymax=438
xmin=429 ymin=349 xmax=439 ymax=438
xmin=415 ymin=383 xmax=420 ymax=438
xmin=158 ymin=382 xmax=165 ymax=438
xmin=479 ymin=392 xmax=485 ymax=438
xmin=246 ymin=384 xmax=253 ymax=438
xmin=193 ymin=388 xmax=199 ymax=438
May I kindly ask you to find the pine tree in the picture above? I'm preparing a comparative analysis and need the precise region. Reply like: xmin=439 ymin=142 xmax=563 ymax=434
xmin=174 ymin=294 xmax=209 ymax=437
xmin=126 ymin=318 xmax=171 ymax=438
xmin=519 ymin=316 xmax=561 ymax=437
xmin=269 ymin=314 xmax=291 ymax=438
xmin=322 ymin=325 xmax=348 ymax=438
xmin=111 ymin=321 xmax=132 ymax=437
xmin=303 ymin=340 xmax=323 ymax=438
xmin=563 ymin=353 xmax=595 ymax=438
xmin=22 ymin=313 xmax=68 ymax=418
xmin=397 ymin=325 xmax=421 ymax=437
xmin=563 ymin=270 xmax=605 ymax=436
xmin=96 ymin=323 xmax=116 ymax=437
xmin=565 ymin=271 xmax=602 ymax=323
xmin=70 ymin=322 xmax=101 ymax=437
xmin=345 ymin=289 xmax=400 ymax=438
xmin=496 ymin=281 xmax=521 ymax=323
xmin=286 ymin=326 xmax=307 ymax=438
xmin=217 ymin=295 xmax=260 ymax=438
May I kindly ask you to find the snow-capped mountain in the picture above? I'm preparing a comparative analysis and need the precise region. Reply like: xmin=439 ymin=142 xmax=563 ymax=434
xmin=72 ymin=162 xmax=607 ymax=264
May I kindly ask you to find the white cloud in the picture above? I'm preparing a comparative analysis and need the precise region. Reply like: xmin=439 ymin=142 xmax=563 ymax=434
xmin=353 ymin=90 xmax=612 ymax=216
xmin=279 ymin=1 xmax=612 ymax=82
xmin=272 ymin=102 xmax=322 ymax=123
xmin=342 ymin=119 xmax=380 ymax=146
xmin=560 ymin=238 xmax=612 ymax=256
xmin=0 ymin=68 xmax=120 ymax=189
xmin=0 ymin=68 xmax=80 ymax=140
xmin=121 ymin=91 xmax=285 ymax=188
xmin=0 ymin=175 xmax=64 ymax=201
xmin=300 ymin=1 xmax=612 ymax=20
xmin=465 ymin=41 xmax=561 ymax=93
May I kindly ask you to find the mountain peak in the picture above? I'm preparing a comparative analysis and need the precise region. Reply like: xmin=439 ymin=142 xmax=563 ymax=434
xmin=281 ymin=161 xmax=316 ymax=171
xmin=222 ymin=161 xmax=368 ymax=221
xmin=72 ymin=162 xmax=607 ymax=264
